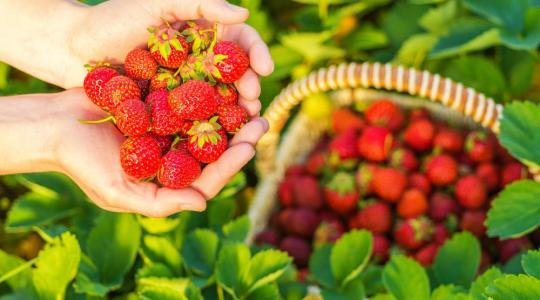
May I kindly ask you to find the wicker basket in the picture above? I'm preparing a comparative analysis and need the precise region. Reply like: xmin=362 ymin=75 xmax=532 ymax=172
xmin=247 ymin=62 xmax=539 ymax=243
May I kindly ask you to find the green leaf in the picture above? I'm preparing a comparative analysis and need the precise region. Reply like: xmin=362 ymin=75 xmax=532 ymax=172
xmin=486 ymin=180 xmax=540 ymax=238
xmin=222 ymin=216 xmax=250 ymax=242
xmin=382 ymin=255 xmax=430 ymax=300
xmin=469 ymin=267 xmax=503 ymax=300
xmin=0 ymin=63 xmax=10 ymax=89
xmin=216 ymin=243 xmax=250 ymax=298
xmin=0 ymin=250 xmax=31 ymax=290
xmin=500 ymin=101 xmax=540 ymax=167
xmin=245 ymin=284 xmax=281 ymax=300
xmin=137 ymin=263 xmax=174 ymax=279
xmin=213 ymin=172 xmax=246 ymax=201
xmin=137 ymin=215 xmax=180 ymax=234
xmin=17 ymin=173 xmax=85 ymax=201
xmin=241 ymin=249 xmax=292 ymax=295
xmin=503 ymin=252 xmax=525 ymax=275
xmin=268 ymin=45 xmax=303 ymax=80
xmin=141 ymin=235 xmax=183 ymax=276
xmin=331 ymin=230 xmax=372 ymax=287
xmin=485 ymin=274 xmax=540 ymax=299
xmin=500 ymin=49 xmax=535 ymax=97
xmin=522 ymin=250 xmax=540 ymax=279
xmin=419 ymin=0 xmax=458 ymax=34
xmin=358 ymin=264 xmax=385 ymax=296
xmin=33 ymin=232 xmax=81 ymax=300
xmin=309 ymin=244 xmax=337 ymax=289
xmin=280 ymin=32 xmax=345 ymax=64
xmin=381 ymin=2 xmax=429 ymax=47
xmin=137 ymin=277 xmax=202 ymax=300
xmin=207 ymin=198 xmax=236 ymax=228
xmin=430 ymin=285 xmax=469 ymax=300
xmin=342 ymin=25 xmax=388 ymax=51
xmin=181 ymin=229 xmax=219 ymax=277
xmin=433 ymin=232 xmax=481 ymax=288
xmin=499 ymin=8 xmax=540 ymax=50
xmin=321 ymin=277 xmax=366 ymax=300
xmin=464 ymin=0 xmax=527 ymax=33
xmin=393 ymin=33 xmax=438 ymax=67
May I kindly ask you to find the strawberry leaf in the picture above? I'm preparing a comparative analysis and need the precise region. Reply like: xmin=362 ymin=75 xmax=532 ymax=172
xmin=430 ymin=285 xmax=468 ymax=299
xmin=240 ymin=249 xmax=292 ymax=296
xmin=309 ymin=244 xmax=338 ymax=289
xmin=222 ymin=215 xmax=250 ymax=243
xmin=330 ymin=230 xmax=372 ymax=287
xmin=485 ymin=274 xmax=540 ymax=299
xmin=245 ymin=284 xmax=280 ymax=300
xmin=382 ymin=255 xmax=430 ymax=300
xmin=140 ymin=235 xmax=183 ymax=277
xmin=0 ymin=249 xmax=31 ymax=290
xmin=470 ymin=267 xmax=504 ymax=300
xmin=320 ymin=277 xmax=366 ymax=300
xmin=216 ymin=243 xmax=250 ymax=298
xmin=136 ymin=277 xmax=202 ymax=300
xmin=181 ymin=229 xmax=219 ymax=278
xmin=522 ymin=250 xmax=540 ymax=279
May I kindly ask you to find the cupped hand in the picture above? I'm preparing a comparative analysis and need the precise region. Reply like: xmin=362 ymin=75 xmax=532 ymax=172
xmin=53 ymin=89 xmax=268 ymax=217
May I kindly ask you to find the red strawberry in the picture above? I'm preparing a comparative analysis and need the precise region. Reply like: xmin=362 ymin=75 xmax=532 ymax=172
xmin=356 ymin=163 xmax=377 ymax=195
xmin=157 ymin=150 xmax=201 ymax=189
xmin=415 ymin=244 xmax=439 ymax=266
xmin=404 ymin=119 xmax=435 ymax=151
xmin=495 ymin=142 xmax=516 ymax=164
xmin=397 ymin=189 xmax=428 ymax=218
xmin=180 ymin=21 xmax=214 ymax=52
xmin=349 ymin=202 xmax=392 ymax=234
xmin=293 ymin=176 xmax=324 ymax=210
xmin=84 ymin=65 xmax=119 ymax=109
xmin=429 ymin=193 xmax=459 ymax=222
xmin=120 ymin=134 xmax=161 ymax=179
xmin=213 ymin=41 xmax=250 ymax=83
xmin=187 ymin=118 xmax=227 ymax=164
xmin=255 ymin=229 xmax=281 ymax=247
xmin=115 ymin=99 xmax=151 ymax=136
xmin=465 ymin=131 xmax=495 ymax=162
xmin=284 ymin=208 xmax=321 ymax=237
xmin=331 ymin=109 xmax=365 ymax=134
xmin=124 ymin=48 xmax=158 ymax=80
xmin=365 ymin=100 xmax=404 ymax=131
xmin=168 ymin=80 xmax=218 ymax=120
xmin=279 ymin=236 xmax=311 ymax=267
xmin=217 ymin=104 xmax=248 ymax=132
xmin=455 ymin=175 xmax=487 ymax=209
xmin=372 ymin=167 xmax=407 ymax=202
xmin=394 ymin=217 xmax=433 ymax=250
xmin=433 ymin=128 xmax=463 ymax=153
xmin=102 ymin=76 xmax=141 ymax=112
xmin=324 ymin=172 xmax=360 ymax=215
xmin=313 ymin=219 xmax=345 ymax=248
xmin=286 ymin=165 xmax=305 ymax=177
xmin=501 ymin=163 xmax=527 ymax=186
xmin=149 ymin=69 xmax=181 ymax=91
xmin=178 ymin=120 xmax=193 ymax=137
xmin=357 ymin=127 xmax=393 ymax=162
xmin=372 ymin=235 xmax=390 ymax=263
xmin=410 ymin=108 xmax=430 ymax=121
xmin=150 ymin=133 xmax=172 ymax=155
xmin=297 ymin=269 xmax=309 ymax=283
xmin=329 ymin=129 xmax=359 ymax=160
xmin=460 ymin=210 xmax=486 ymax=238
xmin=426 ymin=154 xmax=458 ymax=186
xmin=390 ymin=148 xmax=418 ymax=172
xmin=497 ymin=237 xmax=531 ymax=263
xmin=214 ymin=83 xmax=238 ymax=105
xmin=147 ymin=89 xmax=183 ymax=136
xmin=137 ymin=79 xmax=150 ymax=99
xmin=475 ymin=163 xmax=500 ymax=192
xmin=306 ymin=151 xmax=326 ymax=176
xmin=433 ymin=223 xmax=450 ymax=245
xmin=278 ymin=176 xmax=296 ymax=207
xmin=408 ymin=173 xmax=432 ymax=195
xmin=148 ymin=26 xmax=188 ymax=68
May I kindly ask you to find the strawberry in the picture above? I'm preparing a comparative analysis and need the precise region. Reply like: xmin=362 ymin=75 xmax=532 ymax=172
xmin=148 ymin=26 xmax=188 ymax=68
xmin=429 ymin=193 xmax=459 ymax=222
xmin=426 ymin=154 xmax=458 ymax=186
xmin=313 ymin=219 xmax=345 ymax=248
xmin=297 ymin=269 xmax=309 ymax=283
xmin=124 ymin=48 xmax=158 ymax=80
xmin=365 ymin=100 xmax=404 ymax=131
xmin=501 ymin=163 xmax=527 ymax=186
xmin=390 ymin=148 xmax=418 ymax=172
xmin=217 ymin=104 xmax=248 ymax=132
xmin=103 ymin=76 xmax=141 ymax=112
xmin=147 ymin=89 xmax=183 ymax=136
xmin=433 ymin=128 xmax=463 ymax=153
xmin=214 ymin=83 xmax=238 ymax=105
xmin=149 ymin=68 xmax=181 ymax=91
xmin=495 ymin=142 xmax=517 ymax=164
xmin=254 ymin=229 xmax=281 ymax=247
xmin=115 ymin=99 xmax=151 ymax=136
xmin=475 ymin=163 xmax=499 ymax=192
xmin=324 ymin=172 xmax=360 ymax=215
xmin=83 ymin=65 xmax=119 ymax=109
xmin=120 ymin=134 xmax=161 ymax=179
xmin=404 ymin=119 xmax=435 ymax=151
xmin=409 ymin=108 xmax=430 ymax=121
xmin=332 ymin=109 xmax=365 ymax=134
xmin=278 ymin=176 xmax=296 ymax=207
xmin=415 ymin=244 xmax=439 ymax=266
xmin=187 ymin=118 xmax=227 ymax=163
xmin=213 ymin=40 xmax=250 ymax=83
xmin=397 ymin=189 xmax=428 ymax=218
xmin=180 ymin=21 xmax=214 ymax=52
xmin=465 ymin=131 xmax=495 ymax=162
xmin=356 ymin=163 xmax=377 ymax=195
xmin=349 ymin=202 xmax=392 ymax=234
xmin=293 ymin=176 xmax=324 ymax=210
xmin=306 ymin=151 xmax=326 ymax=176
xmin=329 ymin=129 xmax=359 ymax=160
xmin=408 ymin=173 xmax=432 ymax=195
xmin=283 ymin=208 xmax=321 ymax=237
xmin=279 ymin=236 xmax=311 ymax=267
xmin=394 ymin=217 xmax=433 ymax=250
xmin=157 ymin=150 xmax=201 ymax=189
xmin=372 ymin=167 xmax=407 ymax=202
xmin=357 ymin=127 xmax=393 ymax=162
xmin=433 ymin=223 xmax=450 ymax=245
xmin=178 ymin=120 xmax=193 ymax=137
xmin=460 ymin=210 xmax=486 ymax=238
xmin=497 ymin=237 xmax=531 ymax=263
xmin=150 ymin=133 xmax=172 ymax=155
xmin=137 ymin=79 xmax=150 ymax=99
xmin=372 ymin=235 xmax=390 ymax=263
xmin=455 ymin=175 xmax=487 ymax=209
xmin=286 ymin=165 xmax=305 ymax=177
xmin=168 ymin=80 xmax=218 ymax=120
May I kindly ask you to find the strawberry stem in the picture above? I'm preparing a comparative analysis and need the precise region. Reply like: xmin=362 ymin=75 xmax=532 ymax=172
xmin=79 ymin=115 xmax=115 ymax=125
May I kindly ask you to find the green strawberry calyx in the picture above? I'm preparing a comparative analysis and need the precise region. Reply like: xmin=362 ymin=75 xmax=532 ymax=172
xmin=188 ymin=116 xmax=222 ymax=148
xmin=327 ymin=172 xmax=356 ymax=195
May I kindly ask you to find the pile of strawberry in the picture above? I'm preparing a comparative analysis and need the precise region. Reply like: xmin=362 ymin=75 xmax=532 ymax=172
xmin=83 ymin=21 xmax=250 ymax=189
xmin=255 ymin=100 xmax=535 ymax=270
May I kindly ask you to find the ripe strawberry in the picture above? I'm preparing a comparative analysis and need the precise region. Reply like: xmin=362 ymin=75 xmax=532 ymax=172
xmin=329 ymin=129 xmax=359 ymax=160
xmin=84 ymin=65 xmax=119 ymax=109
xmin=147 ymin=89 xmax=183 ymax=136
xmin=390 ymin=148 xmax=418 ymax=172
xmin=279 ymin=236 xmax=311 ymax=267
xmin=409 ymin=108 xmax=430 ymax=121
xmin=137 ymin=79 xmax=150 ymax=99
xmin=115 ymin=99 xmax=151 ymax=136
xmin=306 ymin=151 xmax=326 ymax=176
xmin=433 ymin=223 xmax=450 ymax=245
xmin=455 ymin=175 xmax=487 ymax=209
xmin=429 ymin=193 xmax=459 ymax=222
xmin=433 ymin=128 xmax=463 ymax=153
xmin=120 ymin=134 xmax=161 ymax=179
xmin=365 ymin=100 xmax=404 ymax=130
xmin=255 ymin=229 xmax=281 ymax=247
xmin=397 ymin=189 xmax=428 ymax=218
xmin=394 ymin=217 xmax=433 ymax=250
xmin=217 ymin=104 xmax=248 ymax=132
xmin=313 ymin=219 xmax=345 ymax=248
xmin=349 ymin=202 xmax=392 ymax=234
xmin=372 ymin=235 xmax=390 ymax=263
xmin=103 ymin=76 xmax=141 ymax=112
xmin=465 ymin=131 xmax=495 ymax=162
xmin=293 ymin=176 xmax=324 ymax=210
xmin=149 ymin=69 xmax=181 ymax=91
xmin=283 ymin=208 xmax=321 ymax=237
xmin=278 ymin=176 xmax=296 ymax=207
xmin=324 ymin=172 xmax=360 ymax=215
xmin=415 ymin=244 xmax=439 ymax=266
xmin=408 ymin=173 xmax=432 ymax=195
xmin=168 ymin=80 xmax=218 ymax=120
xmin=404 ymin=119 xmax=435 ymax=151
xmin=495 ymin=142 xmax=516 ymax=164
xmin=497 ymin=237 xmax=531 ymax=263
xmin=501 ymin=163 xmax=527 ymax=186
xmin=426 ymin=154 xmax=458 ymax=186
xmin=157 ymin=150 xmax=201 ymax=189
xmin=357 ymin=127 xmax=393 ymax=162
xmin=356 ymin=163 xmax=377 ymax=195
xmin=124 ymin=48 xmax=158 ymax=80
xmin=214 ymin=83 xmax=238 ymax=105
xmin=332 ymin=109 xmax=365 ymax=134
xmin=187 ymin=118 xmax=227 ymax=163
xmin=475 ymin=163 xmax=499 ymax=192
xmin=148 ymin=26 xmax=188 ymax=68
xmin=150 ymin=133 xmax=172 ymax=155
xmin=460 ymin=210 xmax=486 ymax=238
xmin=372 ymin=167 xmax=407 ymax=202
xmin=178 ymin=120 xmax=193 ymax=137
xmin=213 ymin=41 xmax=250 ymax=83
xmin=286 ymin=165 xmax=305 ymax=177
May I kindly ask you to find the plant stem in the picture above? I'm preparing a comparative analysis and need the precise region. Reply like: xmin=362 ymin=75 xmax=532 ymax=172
xmin=217 ymin=284 xmax=225 ymax=300
xmin=0 ymin=258 xmax=36 ymax=284
xmin=79 ymin=115 xmax=115 ymax=124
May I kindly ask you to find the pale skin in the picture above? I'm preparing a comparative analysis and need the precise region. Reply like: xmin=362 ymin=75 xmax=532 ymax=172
xmin=0 ymin=0 xmax=274 ymax=217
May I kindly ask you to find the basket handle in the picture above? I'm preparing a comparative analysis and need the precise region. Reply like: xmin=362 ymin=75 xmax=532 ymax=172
xmin=256 ymin=62 xmax=503 ymax=175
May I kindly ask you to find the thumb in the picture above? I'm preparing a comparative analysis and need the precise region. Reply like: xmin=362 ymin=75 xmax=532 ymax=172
xmin=196 ymin=0 xmax=249 ymax=24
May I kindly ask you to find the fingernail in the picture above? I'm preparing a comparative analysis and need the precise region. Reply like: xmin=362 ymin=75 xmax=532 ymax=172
xmin=226 ymin=3 xmax=248 ymax=12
